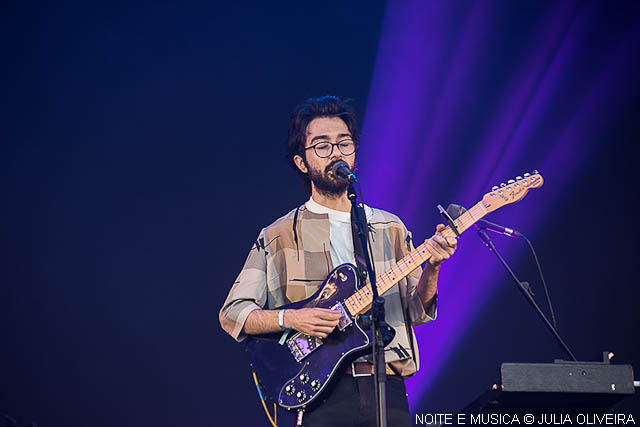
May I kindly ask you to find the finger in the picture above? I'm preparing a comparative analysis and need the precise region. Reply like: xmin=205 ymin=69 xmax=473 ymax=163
xmin=427 ymin=238 xmax=449 ymax=257
xmin=425 ymin=239 xmax=450 ymax=263
xmin=431 ymin=229 xmax=450 ymax=245
xmin=317 ymin=308 xmax=341 ymax=315
xmin=437 ymin=232 xmax=457 ymax=248
xmin=316 ymin=314 xmax=341 ymax=324
xmin=314 ymin=314 xmax=341 ymax=325
xmin=313 ymin=326 xmax=336 ymax=338
xmin=436 ymin=223 xmax=446 ymax=232
xmin=313 ymin=328 xmax=335 ymax=335
xmin=432 ymin=234 xmax=447 ymax=247
xmin=317 ymin=310 xmax=342 ymax=320
xmin=432 ymin=234 xmax=456 ymax=253
xmin=314 ymin=319 xmax=340 ymax=329
xmin=424 ymin=240 xmax=443 ymax=263
xmin=303 ymin=323 xmax=331 ymax=337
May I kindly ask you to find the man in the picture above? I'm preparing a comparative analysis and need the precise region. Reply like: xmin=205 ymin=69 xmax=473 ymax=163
xmin=219 ymin=96 xmax=457 ymax=426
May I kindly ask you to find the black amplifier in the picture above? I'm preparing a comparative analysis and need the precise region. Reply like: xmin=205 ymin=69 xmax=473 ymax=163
xmin=461 ymin=353 xmax=636 ymax=414
xmin=501 ymin=361 xmax=634 ymax=394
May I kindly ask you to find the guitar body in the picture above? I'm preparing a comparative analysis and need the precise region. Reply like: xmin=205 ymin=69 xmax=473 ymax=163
xmin=244 ymin=263 xmax=372 ymax=410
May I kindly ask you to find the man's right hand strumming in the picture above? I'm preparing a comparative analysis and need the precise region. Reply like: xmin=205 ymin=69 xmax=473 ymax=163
xmin=285 ymin=308 xmax=341 ymax=338
xmin=243 ymin=307 xmax=341 ymax=338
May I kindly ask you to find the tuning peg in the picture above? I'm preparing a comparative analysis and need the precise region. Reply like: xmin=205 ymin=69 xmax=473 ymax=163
xmin=516 ymin=176 xmax=523 ymax=180
xmin=491 ymin=186 xmax=499 ymax=191
xmin=500 ymin=183 xmax=506 ymax=187
xmin=532 ymin=169 xmax=538 ymax=174
xmin=507 ymin=179 xmax=515 ymax=184
xmin=523 ymin=173 xmax=531 ymax=178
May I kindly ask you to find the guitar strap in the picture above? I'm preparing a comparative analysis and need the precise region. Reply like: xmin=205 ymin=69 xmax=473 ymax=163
xmin=350 ymin=203 xmax=369 ymax=289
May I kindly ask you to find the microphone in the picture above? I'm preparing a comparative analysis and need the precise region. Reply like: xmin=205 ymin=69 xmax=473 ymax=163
xmin=477 ymin=219 xmax=523 ymax=238
xmin=331 ymin=161 xmax=357 ymax=183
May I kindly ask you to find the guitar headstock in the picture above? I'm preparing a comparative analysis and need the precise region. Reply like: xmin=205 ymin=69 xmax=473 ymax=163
xmin=481 ymin=171 xmax=544 ymax=214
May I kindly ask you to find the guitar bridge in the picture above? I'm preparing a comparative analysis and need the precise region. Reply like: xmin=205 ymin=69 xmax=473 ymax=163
xmin=286 ymin=302 xmax=352 ymax=362
xmin=287 ymin=332 xmax=323 ymax=362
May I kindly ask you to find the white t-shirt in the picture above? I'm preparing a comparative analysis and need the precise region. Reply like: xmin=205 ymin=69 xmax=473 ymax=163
xmin=305 ymin=196 xmax=373 ymax=268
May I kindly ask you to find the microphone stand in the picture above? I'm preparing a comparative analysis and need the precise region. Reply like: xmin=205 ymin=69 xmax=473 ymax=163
xmin=477 ymin=229 xmax=577 ymax=361
xmin=349 ymin=184 xmax=390 ymax=427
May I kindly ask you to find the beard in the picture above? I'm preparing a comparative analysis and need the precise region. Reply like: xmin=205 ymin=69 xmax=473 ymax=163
xmin=307 ymin=160 xmax=351 ymax=197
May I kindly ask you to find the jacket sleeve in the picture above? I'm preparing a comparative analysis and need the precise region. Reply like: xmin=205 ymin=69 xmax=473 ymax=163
xmin=397 ymin=223 xmax=437 ymax=327
xmin=219 ymin=229 xmax=269 ymax=342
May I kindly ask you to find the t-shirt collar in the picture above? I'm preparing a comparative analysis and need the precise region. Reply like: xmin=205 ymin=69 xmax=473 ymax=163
xmin=305 ymin=196 xmax=352 ymax=222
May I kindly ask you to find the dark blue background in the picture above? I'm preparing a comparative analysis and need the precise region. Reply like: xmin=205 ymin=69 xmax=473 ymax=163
xmin=3 ymin=1 xmax=639 ymax=425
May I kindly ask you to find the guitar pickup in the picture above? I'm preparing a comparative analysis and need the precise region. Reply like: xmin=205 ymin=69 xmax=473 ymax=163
xmin=331 ymin=301 xmax=352 ymax=331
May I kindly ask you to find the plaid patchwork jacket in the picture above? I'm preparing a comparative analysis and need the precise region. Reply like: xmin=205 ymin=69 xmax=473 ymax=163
xmin=219 ymin=203 xmax=437 ymax=377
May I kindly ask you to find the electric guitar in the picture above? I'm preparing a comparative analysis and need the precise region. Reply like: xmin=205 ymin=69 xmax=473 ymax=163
xmin=244 ymin=173 xmax=544 ymax=411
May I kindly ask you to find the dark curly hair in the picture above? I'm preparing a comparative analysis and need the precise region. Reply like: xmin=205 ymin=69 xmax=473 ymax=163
xmin=286 ymin=96 xmax=359 ymax=192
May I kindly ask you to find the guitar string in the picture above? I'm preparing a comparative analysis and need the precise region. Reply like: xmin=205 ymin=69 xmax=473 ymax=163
xmin=346 ymin=201 xmax=485 ymax=312
xmin=348 ymin=214 xmax=467 ymax=311
xmin=345 ymin=180 xmax=541 ymax=312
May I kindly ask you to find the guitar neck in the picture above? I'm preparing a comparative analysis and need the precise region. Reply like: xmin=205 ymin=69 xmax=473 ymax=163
xmin=343 ymin=201 xmax=487 ymax=316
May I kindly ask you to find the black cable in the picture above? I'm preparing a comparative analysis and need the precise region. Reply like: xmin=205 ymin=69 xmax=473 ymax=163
xmin=525 ymin=236 xmax=558 ymax=330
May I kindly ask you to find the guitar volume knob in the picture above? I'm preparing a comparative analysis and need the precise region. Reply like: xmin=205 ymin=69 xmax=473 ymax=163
xmin=310 ymin=379 xmax=322 ymax=391
xmin=285 ymin=384 xmax=295 ymax=396
xmin=299 ymin=373 xmax=309 ymax=384
xmin=296 ymin=390 xmax=307 ymax=402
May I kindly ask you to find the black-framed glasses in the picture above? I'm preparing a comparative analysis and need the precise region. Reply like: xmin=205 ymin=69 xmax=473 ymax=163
xmin=304 ymin=140 xmax=356 ymax=158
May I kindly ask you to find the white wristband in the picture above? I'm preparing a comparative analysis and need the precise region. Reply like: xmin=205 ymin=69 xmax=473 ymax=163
xmin=278 ymin=309 xmax=286 ymax=330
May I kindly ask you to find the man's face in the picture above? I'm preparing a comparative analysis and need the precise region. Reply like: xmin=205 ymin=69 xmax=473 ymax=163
xmin=293 ymin=117 xmax=356 ymax=196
